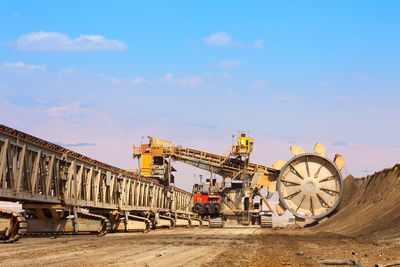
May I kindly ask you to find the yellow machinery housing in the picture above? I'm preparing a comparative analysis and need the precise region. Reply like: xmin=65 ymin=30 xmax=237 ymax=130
xmin=234 ymin=132 xmax=254 ymax=155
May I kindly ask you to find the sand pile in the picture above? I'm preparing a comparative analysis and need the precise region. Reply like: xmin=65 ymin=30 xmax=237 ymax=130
xmin=315 ymin=164 xmax=400 ymax=240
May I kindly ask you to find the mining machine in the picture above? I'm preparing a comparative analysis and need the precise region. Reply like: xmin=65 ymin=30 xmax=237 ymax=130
xmin=133 ymin=132 xmax=345 ymax=228
xmin=0 ymin=124 xmax=201 ymax=243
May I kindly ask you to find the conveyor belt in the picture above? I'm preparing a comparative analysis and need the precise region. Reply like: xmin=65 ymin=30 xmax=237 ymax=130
xmin=0 ymin=124 xmax=197 ymax=242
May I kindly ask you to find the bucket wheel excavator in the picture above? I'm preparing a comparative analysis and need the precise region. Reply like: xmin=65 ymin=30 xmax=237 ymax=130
xmin=133 ymin=133 xmax=344 ymax=228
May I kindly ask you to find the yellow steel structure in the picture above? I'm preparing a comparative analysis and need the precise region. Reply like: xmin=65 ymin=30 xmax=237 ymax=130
xmin=134 ymin=133 xmax=345 ymax=227
xmin=234 ymin=132 xmax=254 ymax=155
xmin=141 ymin=154 xmax=152 ymax=176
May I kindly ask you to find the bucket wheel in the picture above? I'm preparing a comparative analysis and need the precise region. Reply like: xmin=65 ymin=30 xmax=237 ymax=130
xmin=277 ymin=152 xmax=343 ymax=220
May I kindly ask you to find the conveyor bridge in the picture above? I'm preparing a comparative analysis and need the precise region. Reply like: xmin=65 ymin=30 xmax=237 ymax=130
xmin=0 ymin=124 xmax=205 ymax=243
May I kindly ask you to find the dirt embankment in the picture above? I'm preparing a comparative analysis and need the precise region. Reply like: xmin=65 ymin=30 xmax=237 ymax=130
xmin=315 ymin=163 xmax=400 ymax=241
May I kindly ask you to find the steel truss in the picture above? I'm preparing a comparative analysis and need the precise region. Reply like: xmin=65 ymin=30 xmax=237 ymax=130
xmin=0 ymin=124 xmax=202 ymax=242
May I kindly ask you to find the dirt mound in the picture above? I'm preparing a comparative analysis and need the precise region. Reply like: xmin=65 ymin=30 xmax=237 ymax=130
xmin=315 ymin=164 xmax=400 ymax=240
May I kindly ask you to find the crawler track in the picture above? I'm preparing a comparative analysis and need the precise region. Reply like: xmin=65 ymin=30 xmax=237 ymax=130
xmin=209 ymin=217 xmax=223 ymax=228
xmin=260 ymin=215 xmax=272 ymax=228
xmin=0 ymin=209 xmax=27 ymax=243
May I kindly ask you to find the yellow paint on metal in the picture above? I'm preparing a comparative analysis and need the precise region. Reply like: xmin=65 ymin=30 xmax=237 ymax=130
xmin=314 ymin=143 xmax=327 ymax=157
xmin=268 ymin=180 xmax=277 ymax=193
xmin=272 ymin=160 xmax=287 ymax=170
xmin=256 ymin=175 xmax=271 ymax=187
xmin=334 ymin=154 xmax=345 ymax=170
xmin=290 ymin=146 xmax=305 ymax=156
xmin=258 ymin=191 xmax=273 ymax=212
xmin=141 ymin=154 xmax=152 ymax=175
xmin=237 ymin=135 xmax=254 ymax=153
xmin=276 ymin=202 xmax=286 ymax=216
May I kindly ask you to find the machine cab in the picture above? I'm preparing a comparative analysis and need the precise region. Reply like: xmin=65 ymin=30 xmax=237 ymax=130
xmin=233 ymin=132 xmax=254 ymax=156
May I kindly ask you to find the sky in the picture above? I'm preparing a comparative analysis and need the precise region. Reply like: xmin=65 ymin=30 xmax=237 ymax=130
xmin=0 ymin=1 xmax=399 ymax=192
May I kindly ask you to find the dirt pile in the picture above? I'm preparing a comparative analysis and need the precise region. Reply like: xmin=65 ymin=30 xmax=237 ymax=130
xmin=315 ymin=163 xmax=400 ymax=240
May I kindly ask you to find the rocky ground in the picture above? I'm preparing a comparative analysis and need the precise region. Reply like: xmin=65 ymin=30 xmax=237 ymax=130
xmin=1 ymin=165 xmax=399 ymax=267
xmin=0 ymin=226 xmax=399 ymax=267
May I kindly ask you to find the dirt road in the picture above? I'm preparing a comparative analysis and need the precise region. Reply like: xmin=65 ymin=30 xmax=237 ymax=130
xmin=0 ymin=227 xmax=399 ymax=267
xmin=1 ymin=164 xmax=400 ymax=266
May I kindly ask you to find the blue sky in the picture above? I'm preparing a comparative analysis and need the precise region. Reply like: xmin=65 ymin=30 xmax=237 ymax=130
xmin=1 ymin=1 xmax=399 ymax=190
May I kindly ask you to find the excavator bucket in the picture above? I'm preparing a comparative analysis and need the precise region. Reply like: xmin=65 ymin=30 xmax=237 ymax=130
xmin=314 ymin=143 xmax=327 ymax=157
xmin=290 ymin=146 xmax=305 ymax=156
xmin=272 ymin=160 xmax=287 ymax=170
xmin=334 ymin=154 xmax=345 ymax=170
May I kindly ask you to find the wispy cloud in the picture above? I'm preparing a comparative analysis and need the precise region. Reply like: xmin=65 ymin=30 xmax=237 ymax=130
xmin=56 ymin=142 xmax=96 ymax=148
xmin=250 ymin=80 xmax=268 ymax=91
xmin=252 ymin=39 xmax=264 ymax=50
xmin=4 ymin=95 xmax=39 ymax=109
xmin=187 ymin=122 xmax=217 ymax=130
xmin=2 ymin=62 xmax=46 ymax=71
xmin=98 ymin=73 xmax=122 ymax=84
xmin=97 ymin=72 xmax=204 ymax=87
xmin=6 ymin=31 xmax=127 ymax=51
xmin=162 ymin=73 xmax=203 ymax=87
xmin=217 ymin=60 xmax=242 ymax=68
xmin=204 ymin=32 xmax=264 ymax=50
xmin=204 ymin=32 xmax=232 ymax=46
xmin=354 ymin=72 xmax=375 ymax=82
xmin=43 ymin=101 xmax=83 ymax=117
xmin=331 ymin=141 xmax=347 ymax=146
xmin=316 ymin=81 xmax=328 ymax=87
xmin=60 ymin=67 xmax=76 ymax=75
xmin=131 ymin=77 xmax=147 ymax=85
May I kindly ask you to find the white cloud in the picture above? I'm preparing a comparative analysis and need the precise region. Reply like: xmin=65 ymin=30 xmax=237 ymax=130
xmin=217 ymin=60 xmax=242 ymax=68
xmin=203 ymin=32 xmax=264 ymax=50
xmin=204 ymin=32 xmax=232 ymax=46
xmin=131 ymin=77 xmax=147 ymax=85
xmin=250 ymin=80 xmax=268 ymax=91
xmin=98 ymin=73 xmax=122 ymax=84
xmin=44 ymin=101 xmax=82 ymax=117
xmin=7 ymin=31 xmax=127 ymax=51
xmin=97 ymin=72 xmax=202 ymax=87
xmin=253 ymin=39 xmax=264 ymax=50
xmin=60 ymin=67 xmax=76 ymax=75
xmin=163 ymin=73 xmax=203 ymax=87
xmin=98 ymin=74 xmax=147 ymax=86
xmin=1 ymin=62 xmax=46 ymax=71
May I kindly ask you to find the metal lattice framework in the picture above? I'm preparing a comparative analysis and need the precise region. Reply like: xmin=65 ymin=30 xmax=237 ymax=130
xmin=0 ymin=124 xmax=199 ymax=243
xmin=0 ymin=124 xmax=192 ymax=213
